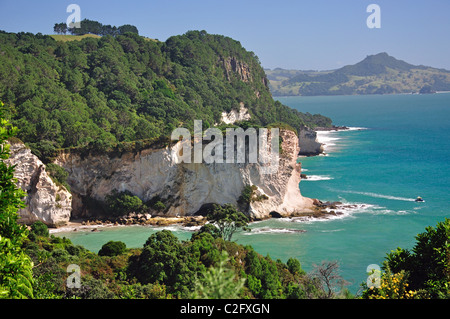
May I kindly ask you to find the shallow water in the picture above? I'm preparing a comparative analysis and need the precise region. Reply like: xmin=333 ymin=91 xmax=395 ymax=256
xmin=55 ymin=93 xmax=450 ymax=294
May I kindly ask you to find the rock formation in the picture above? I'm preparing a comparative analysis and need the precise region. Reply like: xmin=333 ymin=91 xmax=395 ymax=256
xmin=54 ymin=129 xmax=313 ymax=221
xmin=6 ymin=141 xmax=72 ymax=227
xmin=221 ymin=56 xmax=252 ymax=83
xmin=6 ymin=129 xmax=314 ymax=225
xmin=298 ymin=128 xmax=324 ymax=156
xmin=221 ymin=102 xmax=251 ymax=124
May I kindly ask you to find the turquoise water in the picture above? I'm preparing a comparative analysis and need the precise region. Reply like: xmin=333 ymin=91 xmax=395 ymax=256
xmin=54 ymin=93 xmax=450 ymax=294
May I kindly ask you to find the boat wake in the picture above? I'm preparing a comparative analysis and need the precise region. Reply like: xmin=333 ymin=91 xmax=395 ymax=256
xmin=302 ymin=175 xmax=334 ymax=181
xmin=243 ymin=227 xmax=306 ymax=235
xmin=341 ymin=190 xmax=416 ymax=202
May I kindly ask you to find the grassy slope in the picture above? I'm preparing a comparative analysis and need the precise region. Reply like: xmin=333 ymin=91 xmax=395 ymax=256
xmin=50 ymin=34 xmax=101 ymax=42
xmin=50 ymin=34 xmax=158 ymax=42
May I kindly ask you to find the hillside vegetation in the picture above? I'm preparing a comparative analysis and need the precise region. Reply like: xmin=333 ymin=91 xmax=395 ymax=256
xmin=267 ymin=52 xmax=450 ymax=96
xmin=0 ymin=30 xmax=331 ymax=161
xmin=49 ymin=34 xmax=101 ymax=42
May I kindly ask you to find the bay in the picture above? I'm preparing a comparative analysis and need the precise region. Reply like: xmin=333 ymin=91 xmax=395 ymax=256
xmin=54 ymin=93 xmax=450 ymax=294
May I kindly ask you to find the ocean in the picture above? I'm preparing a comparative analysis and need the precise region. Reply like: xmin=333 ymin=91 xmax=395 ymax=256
xmin=53 ymin=93 xmax=450 ymax=294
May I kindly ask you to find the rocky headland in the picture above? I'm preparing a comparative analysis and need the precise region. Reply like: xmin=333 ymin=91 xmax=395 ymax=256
xmin=7 ymin=127 xmax=324 ymax=227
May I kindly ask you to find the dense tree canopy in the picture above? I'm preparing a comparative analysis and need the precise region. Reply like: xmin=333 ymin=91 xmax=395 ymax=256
xmin=54 ymin=19 xmax=139 ymax=36
xmin=0 ymin=30 xmax=331 ymax=161
xmin=362 ymin=218 xmax=450 ymax=299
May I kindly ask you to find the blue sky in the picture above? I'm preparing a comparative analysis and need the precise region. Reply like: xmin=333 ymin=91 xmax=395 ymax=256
xmin=0 ymin=0 xmax=449 ymax=70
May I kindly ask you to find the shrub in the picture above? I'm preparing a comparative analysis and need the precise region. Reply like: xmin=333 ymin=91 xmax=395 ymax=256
xmin=191 ymin=250 xmax=245 ymax=299
xmin=238 ymin=185 xmax=256 ymax=205
xmin=127 ymin=230 xmax=195 ymax=296
xmin=46 ymin=163 xmax=71 ymax=192
xmin=194 ymin=224 xmax=221 ymax=240
xmin=363 ymin=268 xmax=418 ymax=299
xmin=66 ymin=244 xmax=86 ymax=256
xmin=207 ymin=204 xmax=249 ymax=241
xmin=105 ymin=190 xmax=144 ymax=216
xmin=287 ymin=257 xmax=304 ymax=275
xmin=364 ymin=218 xmax=450 ymax=298
xmin=30 ymin=220 xmax=49 ymax=238
xmin=98 ymin=240 xmax=127 ymax=257
xmin=153 ymin=201 xmax=166 ymax=212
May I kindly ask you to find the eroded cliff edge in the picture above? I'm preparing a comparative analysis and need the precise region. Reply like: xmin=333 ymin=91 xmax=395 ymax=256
xmin=7 ymin=129 xmax=314 ymax=226
xmin=298 ymin=128 xmax=324 ymax=156
xmin=6 ymin=141 xmax=72 ymax=227
xmin=56 ymin=129 xmax=313 ymax=221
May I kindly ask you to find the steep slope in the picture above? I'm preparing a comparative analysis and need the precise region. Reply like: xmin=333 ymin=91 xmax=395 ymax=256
xmin=5 ymin=141 xmax=72 ymax=227
xmin=0 ymin=30 xmax=331 ymax=162
xmin=0 ymin=29 xmax=323 ymax=225
xmin=52 ymin=128 xmax=313 ymax=221
xmin=5 ymin=128 xmax=314 ymax=225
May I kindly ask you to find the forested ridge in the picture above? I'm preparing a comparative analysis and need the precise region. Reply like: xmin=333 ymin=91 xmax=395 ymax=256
xmin=53 ymin=19 xmax=139 ymax=36
xmin=0 ymin=29 xmax=331 ymax=162
xmin=1 ymin=27 xmax=450 ymax=301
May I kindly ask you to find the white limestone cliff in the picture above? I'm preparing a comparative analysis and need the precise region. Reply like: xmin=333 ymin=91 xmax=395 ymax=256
xmin=6 ymin=141 xmax=72 ymax=227
xmin=221 ymin=102 xmax=251 ymax=124
xmin=298 ymin=128 xmax=324 ymax=156
xmin=6 ymin=129 xmax=314 ymax=225
xmin=55 ymin=129 xmax=314 ymax=221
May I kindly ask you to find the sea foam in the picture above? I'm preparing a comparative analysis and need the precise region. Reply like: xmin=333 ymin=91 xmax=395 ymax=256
xmin=302 ymin=175 xmax=334 ymax=181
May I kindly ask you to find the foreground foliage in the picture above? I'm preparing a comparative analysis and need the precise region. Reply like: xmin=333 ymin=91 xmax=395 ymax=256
xmin=362 ymin=218 xmax=450 ymax=299
xmin=20 ymin=223 xmax=354 ymax=299
xmin=0 ymin=109 xmax=34 ymax=298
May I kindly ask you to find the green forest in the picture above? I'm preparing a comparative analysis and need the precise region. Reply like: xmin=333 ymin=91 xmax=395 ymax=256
xmin=0 ymin=25 xmax=449 ymax=299
xmin=0 ymin=29 xmax=331 ymax=162
xmin=1 ymin=119 xmax=450 ymax=299
xmin=54 ymin=19 xmax=139 ymax=36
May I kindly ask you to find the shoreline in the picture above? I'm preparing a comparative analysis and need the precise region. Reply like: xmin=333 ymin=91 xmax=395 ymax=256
xmin=49 ymin=202 xmax=349 ymax=234
xmin=49 ymin=215 xmax=207 ymax=234
xmin=315 ymin=126 xmax=367 ymax=154
xmin=273 ymin=91 xmax=450 ymax=98
xmin=50 ymin=126 xmax=367 ymax=235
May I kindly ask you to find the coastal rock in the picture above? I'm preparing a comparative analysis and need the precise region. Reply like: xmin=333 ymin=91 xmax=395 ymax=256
xmin=55 ymin=129 xmax=314 ymax=221
xmin=312 ymin=199 xmax=343 ymax=209
xmin=315 ymin=126 xmax=349 ymax=131
xmin=6 ymin=141 xmax=72 ymax=227
xmin=298 ymin=128 xmax=324 ymax=156
xmin=247 ymin=130 xmax=314 ymax=219
xmin=221 ymin=102 xmax=251 ymax=124
xmin=269 ymin=211 xmax=283 ymax=218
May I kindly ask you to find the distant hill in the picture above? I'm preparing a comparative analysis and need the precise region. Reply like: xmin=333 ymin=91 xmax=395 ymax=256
xmin=266 ymin=52 xmax=450 ymax=96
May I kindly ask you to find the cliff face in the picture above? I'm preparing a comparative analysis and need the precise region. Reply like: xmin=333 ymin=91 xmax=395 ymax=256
xmin=54 ymin=129 xmax=313 ymax=221
xmin=298 ymin=129 xmax=324 ymax=156
xmin=221 ymin=56 xmax=253 ymax=83
xmin=247 ymin=130 xmax=314 ymax=218
xmin=6 ymin=142 xmax=72 ymax=227
xmin=6 ymin=130 xmax=313 ymax=225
